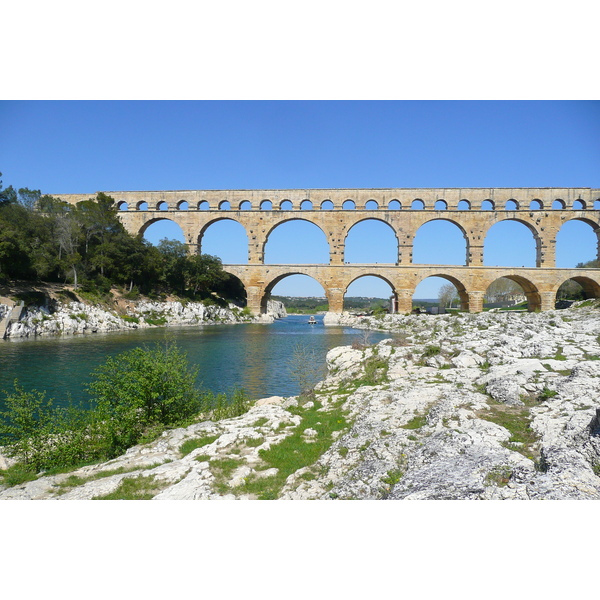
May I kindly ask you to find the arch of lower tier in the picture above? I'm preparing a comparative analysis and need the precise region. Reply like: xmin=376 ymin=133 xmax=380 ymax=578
xmin=259 ymin=272 xmax=330 ymax=313
xmin=479 ymin=274 xmax=542 ymax=312
xmin=412 ymin=273 xmax=471 ymax=312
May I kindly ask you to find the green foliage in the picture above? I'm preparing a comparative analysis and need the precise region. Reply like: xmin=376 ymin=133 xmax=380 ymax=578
xmin=0 ymin=176 xmax=232 ymax=301
xmin=538 ymin=387 xmax=558 ymax=401
xmin=381 ymin=468 xmax=404 ymax=486
xmin=87 ymin=341 xmax=203 ymax=455
xmin=0 ymin=342 xmax=251 ymax=479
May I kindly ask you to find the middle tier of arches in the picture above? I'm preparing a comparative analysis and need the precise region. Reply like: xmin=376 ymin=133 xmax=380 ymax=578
xmin=126 ymin=209 xmax=600 ymax=269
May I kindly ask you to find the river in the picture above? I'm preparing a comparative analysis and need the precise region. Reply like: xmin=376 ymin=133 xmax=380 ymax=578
xmin=0 ymin=315 xmax=393 ymax=409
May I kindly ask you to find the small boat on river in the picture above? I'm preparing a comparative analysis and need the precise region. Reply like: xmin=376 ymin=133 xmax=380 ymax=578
xmin=308 ymin=316 xmax=317 ymax=324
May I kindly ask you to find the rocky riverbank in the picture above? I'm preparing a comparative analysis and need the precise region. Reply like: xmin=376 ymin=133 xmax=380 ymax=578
xmin=2 ymin=301 xmax=599 ymax=500
xmin=0 ymin=291 xmax=286 ymax=339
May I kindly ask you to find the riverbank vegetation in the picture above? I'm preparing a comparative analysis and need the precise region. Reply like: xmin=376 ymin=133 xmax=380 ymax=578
xmin=0 ymin=173 xmax=244 ymax=304
xmin=0 ymin=341 xmax=251 ymax=485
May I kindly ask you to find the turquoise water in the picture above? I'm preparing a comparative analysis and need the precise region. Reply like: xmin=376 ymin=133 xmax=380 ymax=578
xmin=0 ymin=315 xmax=392 ymax=409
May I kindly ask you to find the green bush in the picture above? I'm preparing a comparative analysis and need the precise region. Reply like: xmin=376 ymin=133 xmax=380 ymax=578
xmin=88 ymin=341 xmax=203 ymax=455
xmin=0 ymin=342 xmax=252 ymax=478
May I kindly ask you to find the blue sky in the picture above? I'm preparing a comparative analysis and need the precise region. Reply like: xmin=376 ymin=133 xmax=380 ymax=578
xmin=1 ymin=101 xmax=598 ymax=298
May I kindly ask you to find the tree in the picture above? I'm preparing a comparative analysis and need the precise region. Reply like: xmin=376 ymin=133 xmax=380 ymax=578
xmin=55 ymin=212 xmax=83 ymax=288
xmin=484 ymin=277 xmax=523 ymax=304
xmin=0 ymin=172 xmax=17 ymax=206
xmin=438 ymin=283 xmax=459 ymax=308
xmin=157 ymin=238 xmax=188 ymax=293
xmin=184 ymin=253 xmax=226 ymax=296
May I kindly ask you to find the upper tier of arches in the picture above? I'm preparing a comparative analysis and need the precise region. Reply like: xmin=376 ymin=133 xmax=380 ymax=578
xmin=56 ymin=188 xmax=600 ymax=213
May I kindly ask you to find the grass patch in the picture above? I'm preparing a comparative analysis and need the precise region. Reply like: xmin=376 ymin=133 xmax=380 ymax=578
xmin=252 ymin=417 xmax=269 ymax=427
xmin=234 ymin=399 xmax=349 ymax=499
xmin=92 ymin=474 xmax=166 ymax=500
xmin=422 ymin=345 xmax=441 ymax=358
xmin=209 ymin=457 xmax=243 ymax=494
xmin=485 ymin=465 xmax=513 ymax=487
xmin=478 ymin=405 xmax=539 ymax=460
xmin=538 ymin=387 xmax=558 ymax=402
xmin=51 ymin=464 xmax=163 ymax=495
xmin=0 ymin=464 xmax=38 ymax=487
xmin=179 ymin=434 xmax=220 ymax=456
xmin=353 ymin=356 xmax=389 ymax=387
xmin=402 ymin=413 xmax=428 ymax=430
xmin=381 ymin=468 xmax=403 ymax=486
xmin=244 ymin=436 xmax=264 ymax=448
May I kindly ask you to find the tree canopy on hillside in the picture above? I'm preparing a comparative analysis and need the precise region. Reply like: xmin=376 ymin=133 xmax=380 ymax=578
xmin=0 ymin=173 xmax=242 ymax=302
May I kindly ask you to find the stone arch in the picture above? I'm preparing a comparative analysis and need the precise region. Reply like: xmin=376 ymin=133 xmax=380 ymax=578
xmin=344 ymin=218 xmax=399 ymax=264
xmin=505 ymin=199 xmax=519 ymax=211
xmin=320 ymin=200 xmax=334 ymax=210
xmin=483 ymin=218 xmax=541 ymax=267
xmin=343 ymin=199 xmax=356 ymax=210
xmin=483 ymin=275 xmax=542 ymax=312
xmin=411 ymin=199 xmax=425 ymax=210
xmin=365 ymin=199 xmax=379 ymax=210
xmin=555 ymin=217 xmax=600 ymax=267
xmin=198 ymin=217 xmax=248 ymax=263
xmin=529 ymin=199 xmax=543 ymax=210
xmin=553 ymin=199 xmax=566 ymax=209
xmin=481 ymin=199 xmax=494 ymax=211
xmin=435 ymin=200 xmax=447 ymax=210
xmin=280 ymin=200 xmax=293 ymax=210
xmin=412 ymin=218 xmax=469 ymax=266
xmin=458 ymin=199 xmax=471 ymax=210
xmin=263 ymin=218 xmax=331 ymax=264
xmin=139 ymin=217 xmax=187 ymax=246
xmin=260 ymin=200 xmax=273 ymax=210
xmin=157 ymin=200 xmax=169 ymax=211
xmin=239 ymin=200 xmax=252 ymax=211
xmin=412 ymin=273 xmax=470 ymax=312
xmin=300 ymin=200 xmax=313 ymax=210
xmin=261 ymin=273 xmax=328 ymax=313
xmin=177 ymin=200 xmax=189 ymax=211
xmin=345 ymin=274 xmax=397 ymax=313
xmin=198 ymin=201 xmax=210 ymax=211
xmin=555 ymin=275 xmax=600 ymax=303
xmin=116 ymin=200 xmax=129 ymax=211
xmin=218 ymin=200 xmax=231 ymax=211
xmin=388 ymin=199 xmax=401 ymax=210
xmin=136 ymin=200 xmax=149 ymax=211
xmin=573 ymin=199 xmax=586 ymax=210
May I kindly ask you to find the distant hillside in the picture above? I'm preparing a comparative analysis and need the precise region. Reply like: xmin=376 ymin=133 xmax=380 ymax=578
xmin=271 ymin=296 xmax=392 ymax=314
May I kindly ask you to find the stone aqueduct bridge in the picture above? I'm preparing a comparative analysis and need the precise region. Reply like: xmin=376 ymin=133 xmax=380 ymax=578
xmin=56 ymin=188 xmax=600 ymax=314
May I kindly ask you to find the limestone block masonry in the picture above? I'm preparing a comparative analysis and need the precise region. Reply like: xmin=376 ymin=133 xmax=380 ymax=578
xmin=54 ymin=188 xmax=600 ymax=314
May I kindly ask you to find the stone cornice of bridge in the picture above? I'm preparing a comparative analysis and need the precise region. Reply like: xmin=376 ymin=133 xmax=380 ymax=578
xmin=55 ymin=187 xmax=600 ymax=211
